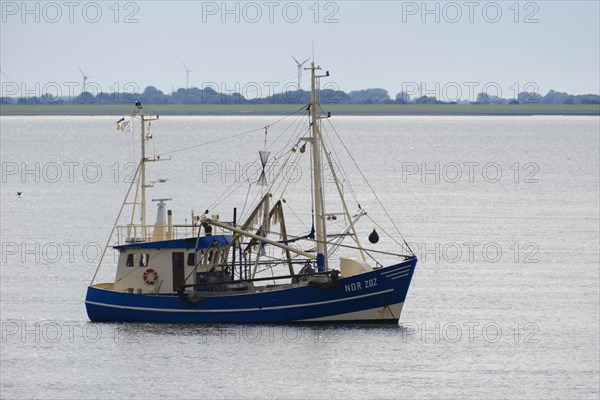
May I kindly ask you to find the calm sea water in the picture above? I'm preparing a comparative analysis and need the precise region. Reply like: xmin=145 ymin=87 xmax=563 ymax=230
xmin=1 ymin=115 xmax=599 ymax=399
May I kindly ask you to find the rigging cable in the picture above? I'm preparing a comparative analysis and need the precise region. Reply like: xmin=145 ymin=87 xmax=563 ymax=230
xmin=322 ymin=115 xmax=414 ymax=255
xmin=318 ymin=104 xmax=360 ymax=205
xmin=208 ymin=108 xmax=308 ymax=213
xmin=158 ymin=105 xmax=307 ymax=157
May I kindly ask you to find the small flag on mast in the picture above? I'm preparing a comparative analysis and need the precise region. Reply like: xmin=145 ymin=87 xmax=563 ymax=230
xmin=116 ymin=117 xmax=131 ymax=132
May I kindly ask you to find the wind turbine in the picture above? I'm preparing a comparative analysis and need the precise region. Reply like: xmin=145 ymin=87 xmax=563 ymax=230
xmin=180 ymin=59 xmax=193 ymax=89
xmin=78 ymin=67 xmax=92 ymax=93
xmin=292 ymin=56 xmax=309 ymax=90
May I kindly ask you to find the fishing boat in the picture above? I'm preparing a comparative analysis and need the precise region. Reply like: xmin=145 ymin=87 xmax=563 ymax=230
xmin=85 ymin=63 xmax=418 ymax=323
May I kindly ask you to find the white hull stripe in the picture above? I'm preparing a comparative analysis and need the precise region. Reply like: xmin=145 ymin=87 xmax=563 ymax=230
xmin=301 ymin=302 xmax=404 ymax=321
xmin=391 ymin=273 xmax=410 ymax=280
xmin=385 ymin=268 xmax=412 ymax=278
xmin=86 ymin=289 xmax=394 ymax=313
xmin=381 ymin=265 xmax=411 ymax=276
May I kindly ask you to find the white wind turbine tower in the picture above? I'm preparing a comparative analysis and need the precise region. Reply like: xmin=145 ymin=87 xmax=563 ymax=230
xmin=292 ymin=56 xmax=309 ymax=90
xmin=78 ymin=67 xmax=92 ymax=93
xmin=180 ymin=59 xmax=193 ymax=89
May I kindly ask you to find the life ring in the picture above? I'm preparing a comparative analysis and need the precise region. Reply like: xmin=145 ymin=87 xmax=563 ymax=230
xmin=143 ymin=268 xmax=159 ymax=285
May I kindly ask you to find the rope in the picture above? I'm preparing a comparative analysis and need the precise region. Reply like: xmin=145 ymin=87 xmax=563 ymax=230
xmin=236 ymin=113 xmax=309 ymax=221
xmin=365 ymin=213 xmax=409 ymax=252
xmin=159 ymin=105 xmax=308 ymax=157
xmin=207 ymin=107 xmax=309 ymax=213
xmin=160 ymin=127 xmax=264 ymax=157
xmin=323 ymin=116 xmax=414 ymax=255
xmin=318 ymin=104 xmax=360 ymax=205
xmin=239 ymin=183 xmax=252 ymax=222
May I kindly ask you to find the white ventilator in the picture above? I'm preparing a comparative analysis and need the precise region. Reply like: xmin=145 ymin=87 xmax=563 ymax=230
xmin=151 ymin=198 xmax=172 ymax=242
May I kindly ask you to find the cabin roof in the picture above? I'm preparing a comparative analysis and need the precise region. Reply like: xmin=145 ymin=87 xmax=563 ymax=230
xmin=113 ymin=235 xmax=232 ymax=250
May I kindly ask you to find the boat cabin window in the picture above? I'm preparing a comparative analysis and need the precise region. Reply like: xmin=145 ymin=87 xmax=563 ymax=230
xmin=139 ymin=253 xmax=150 ymax=267
xmin=126 ymin=254 xmax=134 ymax=267
xmin=187 ymin=253 xmax=195 ymax=266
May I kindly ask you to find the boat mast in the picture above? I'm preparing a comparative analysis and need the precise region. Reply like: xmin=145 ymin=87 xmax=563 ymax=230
xmin=133 ymin=102 xmax=158 ymax=240
xmin=308 ymin=62 xmax=328 ymax=271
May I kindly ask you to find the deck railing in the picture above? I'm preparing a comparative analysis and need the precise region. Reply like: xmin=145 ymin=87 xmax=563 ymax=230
xmin=113 ymin=224 xmax=229 ymax=246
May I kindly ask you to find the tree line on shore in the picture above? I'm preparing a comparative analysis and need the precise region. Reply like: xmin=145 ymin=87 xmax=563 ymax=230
xmin=2 ymin=86 xmax=599 ymax=105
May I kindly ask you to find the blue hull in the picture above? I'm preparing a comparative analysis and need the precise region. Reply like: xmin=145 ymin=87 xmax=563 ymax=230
xmin=85 ymin=257 xmax=417 ymax=323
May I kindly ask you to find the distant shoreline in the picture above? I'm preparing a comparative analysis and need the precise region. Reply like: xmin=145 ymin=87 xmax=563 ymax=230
xmin=1 ymin=104 xmax=599 ymax=116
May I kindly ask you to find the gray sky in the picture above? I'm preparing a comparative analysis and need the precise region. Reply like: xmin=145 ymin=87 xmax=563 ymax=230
xmin=1 ymin=1 xmax=599 ymax=102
